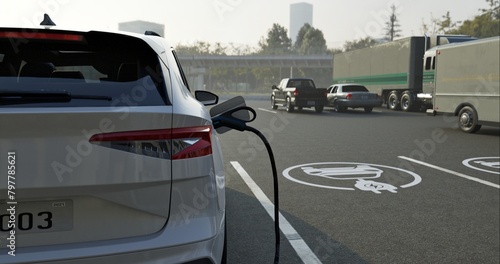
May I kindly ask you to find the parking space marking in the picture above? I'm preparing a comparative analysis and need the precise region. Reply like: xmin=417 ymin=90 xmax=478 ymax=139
xmin=283 ymin=162 xmax=422 ymax=193
xmin=230 ymin=161 xmax=322 ymax=264
xmin=462 ymin=157 xmax=500 ymax=175
xmin=258 ymin=108 xmax=277 ymax=114
xmin=398 ymin=156 xmax=500 ymax=189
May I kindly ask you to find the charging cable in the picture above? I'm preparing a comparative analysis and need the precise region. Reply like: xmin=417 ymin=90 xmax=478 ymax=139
xmin=212 ymin=106 xmax=280 ymax=264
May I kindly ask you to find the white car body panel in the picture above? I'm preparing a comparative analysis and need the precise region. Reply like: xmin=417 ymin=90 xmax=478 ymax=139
xmin=0 ymin=27 xmax=225 ymax=263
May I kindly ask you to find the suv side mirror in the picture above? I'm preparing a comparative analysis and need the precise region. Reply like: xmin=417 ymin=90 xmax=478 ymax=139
xmin=195 ymin=90 xmax=219 ymax=106
xmin=272 ymin=85 xmax=278 ymax=90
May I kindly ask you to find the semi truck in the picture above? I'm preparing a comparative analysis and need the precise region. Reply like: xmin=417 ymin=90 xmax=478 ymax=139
xmin=332 ymin=35 xmax=477 ymax=111
xmin=426 ymin=37 xmax=500 ymax=133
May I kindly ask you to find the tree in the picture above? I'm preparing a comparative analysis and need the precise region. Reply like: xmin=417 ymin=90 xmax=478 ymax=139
xmin=421 ymin=1 xmax=499 ymax=38
xmin=174 ymin=42 xmax=255 ymax=93
xmin=228 ymin=43 xmax=256 ymax=55
xmin=385 ymin=4 xmax=402 ymax=41
xmin=343 ymin=37 xmax=377 ymax=52
xmin=294 ymin=23 xmax=328 ymax=55
xmin=439 ymin=12 xmax=462 ymax=33
xmin=255 ymin=24 xmax=292 ymax=89
xmin=293 ymin=23 xmax=312 ymax=51
xmin=175 ymin=41 xmax=227 ymax=55
xmin=447 ymin=13 xmax=499 ymax=37
xmin=421 ymin=12 xmax=461 ymax=35
xmin=212 ymin=42 xmax=227 ymax=55
xmin=258 ymin=23 xmax=292 ymax=55
xmin=420 ymin=13 xmax=440 ymax=35
xmin=481 ymin=0 xmax=500 ymax=20
xmin=444 ymin=0 xmax=499 ymax=37
xmin=289 ymin=24 xmax=330 ymax=85
xmin=330 ymin=48 xmax=344 ymax=55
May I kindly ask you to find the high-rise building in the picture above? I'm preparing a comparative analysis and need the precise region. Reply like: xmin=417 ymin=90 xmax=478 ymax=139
xmin=290 ymin=2 xmax=313 ymax=44
xmin=118 ymin=20 xmax=165 ymax=37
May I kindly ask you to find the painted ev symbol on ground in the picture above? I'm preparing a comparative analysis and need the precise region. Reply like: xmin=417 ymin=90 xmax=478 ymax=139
xmin=283 ymin=162 xmax=422 ymax=194
xmin=462 ymin=157 xmax=500 ymax=175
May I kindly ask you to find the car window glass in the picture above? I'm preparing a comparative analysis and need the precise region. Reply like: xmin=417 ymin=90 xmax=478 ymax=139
xmin=0 ymin=30 xmax=169 ymax=107
xmin=344 ymin=86 xmax=368 ymax=92
xmin=425 ymin=57 xmax=432 ymax=70
xmin=171 ymin=50 xmax=190 ymax=91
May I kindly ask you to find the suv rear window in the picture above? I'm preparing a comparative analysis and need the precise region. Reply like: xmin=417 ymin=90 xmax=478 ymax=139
xmin=0 ymin=29 xmax=169 ymax=107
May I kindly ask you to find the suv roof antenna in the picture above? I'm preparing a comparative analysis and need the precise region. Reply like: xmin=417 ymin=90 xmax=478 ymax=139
xmin=40 ymin=14 xmax=56 ymax=28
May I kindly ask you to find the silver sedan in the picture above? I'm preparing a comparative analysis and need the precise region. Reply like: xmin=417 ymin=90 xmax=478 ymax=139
xmin=326 ymin=84 xmax=383 ymax=113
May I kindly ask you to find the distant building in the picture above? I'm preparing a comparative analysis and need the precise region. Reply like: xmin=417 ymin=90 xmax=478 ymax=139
xmin=290 ymin=2 xmax=313 ymax=44
xmin=118 ymin=20 xmax=164 ymax=37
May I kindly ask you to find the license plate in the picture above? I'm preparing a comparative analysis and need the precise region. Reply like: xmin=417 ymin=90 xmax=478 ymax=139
xmin=307 ymin=101 xmax=315 ymax=106
xmin=0 ymin=200 xmax=73 ymax=234
xmin=361 ymin=95 xmax=368 ymax=99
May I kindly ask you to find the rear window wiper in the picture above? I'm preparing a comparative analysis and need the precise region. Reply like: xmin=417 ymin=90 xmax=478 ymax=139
xmin=0 ymin=90 xmax=112 ymax=105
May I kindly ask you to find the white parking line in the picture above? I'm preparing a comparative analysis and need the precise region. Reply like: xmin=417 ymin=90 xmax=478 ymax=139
xmin=230 ymin=161 xmax=322 ymax=264
xmin=398 ymin=156 xmax=500 ymax=189
xmin=258 ymin=108 xmax=277 ymax=114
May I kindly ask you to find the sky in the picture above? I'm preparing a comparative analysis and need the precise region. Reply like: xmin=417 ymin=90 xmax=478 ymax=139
xmin=2 ymin=0 xmax=491 ymax=50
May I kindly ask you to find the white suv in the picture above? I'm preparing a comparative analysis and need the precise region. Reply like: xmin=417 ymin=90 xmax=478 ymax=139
xmin=0 ymin=27 xmax=226 ymax=263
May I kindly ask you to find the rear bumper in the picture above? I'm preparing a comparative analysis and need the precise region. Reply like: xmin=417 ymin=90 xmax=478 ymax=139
xmin=5 ymin=229 xmax=224 ymax=264
xmin=337 ymin=99 xmax=382 ymax=108
xmin=293 ymin=98 xmax=327 ymax=107
xmin=1 ymin=212 xmax=225 ymax=264
xmin=0 ymin=175 xmax=226 ymax=264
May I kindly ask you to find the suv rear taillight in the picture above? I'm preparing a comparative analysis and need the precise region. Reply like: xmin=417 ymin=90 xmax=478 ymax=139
xmin=346 ymin=93 xmax=352 ymax=100
xmin=89 ymin=126 xmax=212 ymax=160
xmin=294 ymin=90 xmax=299 ymax=96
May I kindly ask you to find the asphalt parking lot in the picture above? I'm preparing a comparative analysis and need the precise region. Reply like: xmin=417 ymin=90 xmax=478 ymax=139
xmin=220 ymin=99 xmax=500 ymax=264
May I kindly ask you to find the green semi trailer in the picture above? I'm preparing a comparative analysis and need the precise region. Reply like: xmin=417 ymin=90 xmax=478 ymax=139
xmin=332 ymin=35 xmax=476 ymax=111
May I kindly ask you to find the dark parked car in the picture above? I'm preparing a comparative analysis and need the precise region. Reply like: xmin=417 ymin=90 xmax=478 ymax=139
xmin=272 ymin=78 xmax=327 ymax=113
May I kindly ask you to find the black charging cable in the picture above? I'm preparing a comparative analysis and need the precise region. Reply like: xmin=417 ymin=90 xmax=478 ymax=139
xmin=212 ymin=107 xmax=280 ymax=264
xmin=245 ymin=125 xmax=280 ymax=264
